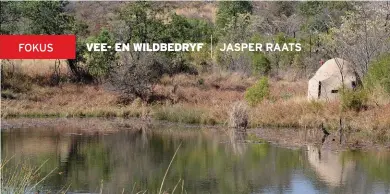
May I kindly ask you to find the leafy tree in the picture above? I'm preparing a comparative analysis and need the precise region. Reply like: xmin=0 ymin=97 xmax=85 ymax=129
xmin=21 ymin=1 xmax=73 ymax=35
xmin=85 ymin=29 xmax=117 ymax=80
xmin=67 ymin=20 xmax=92 ymax=82
xmin=298 ymin=1 xmax=353 ymax=65
xmin=167 ymin=14 xmax=212 ymax=43
xmin=1 ymin=1 xmax=94 ymax=82
xmin=248 ymin=35 xmax=271 ymax=75
xmin=298 ymin=2 xmax=352 ymax=32
xmin=0 ymin=2 xmax=23 ymax=34
xmin=111 ymin=2 xmax=217 ymax=101
xmin=216 ymin=1 xmax=253 ymax=36
xmin=291 ymin=53 xmax=305 ymax=76
xmin=252 ymin=53 xmax=271 ymax=76
xmin=215 ymin=13 xmax=253 ymax=74
xmin=166 ymin=14 xmax=213 ymax=72
xmin=119 ymin=2 xmax=184 ymax=75
xmin=119 ymin=2 xmax=167 ymax=45
xmin=265 ymin=32 xmax=299 ymax=75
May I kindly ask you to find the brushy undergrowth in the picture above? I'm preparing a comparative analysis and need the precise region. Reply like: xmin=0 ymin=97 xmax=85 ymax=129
xmin=365 ymin=53 xmax=390 ymax=94
xmin=341 ymin=88 xmax=369 ymax=112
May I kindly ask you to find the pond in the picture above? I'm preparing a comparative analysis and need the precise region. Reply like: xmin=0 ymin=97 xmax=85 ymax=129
xmin=2 ymin=120 xmax=390 ymax=193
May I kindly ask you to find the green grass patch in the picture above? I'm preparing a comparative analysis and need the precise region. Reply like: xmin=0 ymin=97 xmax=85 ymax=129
xmin=153 ymin=105 xmax=217 ymax=125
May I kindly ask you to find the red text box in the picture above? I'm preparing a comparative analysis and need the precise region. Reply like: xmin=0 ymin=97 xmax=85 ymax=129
xmin=0 ymin=35 xmax=76 ymax=59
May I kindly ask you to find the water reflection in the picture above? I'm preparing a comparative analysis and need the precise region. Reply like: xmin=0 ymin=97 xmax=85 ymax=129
xmin=306 ymin=145 xmax=356 ymax=188
xmin=228 ymin=129 xmax=247 ymax=155
xmin=305 ymin=145 xmax=390 ymax=194
xmin=2 ymin=125 xmax=390 ymax=193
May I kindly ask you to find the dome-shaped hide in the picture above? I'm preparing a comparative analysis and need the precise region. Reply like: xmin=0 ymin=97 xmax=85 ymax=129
xmin=308 ymin=58 xmax=359 ymax=101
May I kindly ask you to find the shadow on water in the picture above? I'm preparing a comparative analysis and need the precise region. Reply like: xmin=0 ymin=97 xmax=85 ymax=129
xmin=2 ymin=122 xmax=390 ymax=193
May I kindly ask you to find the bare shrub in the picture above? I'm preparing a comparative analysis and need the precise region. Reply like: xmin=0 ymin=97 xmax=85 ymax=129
xmin=109 ymin=52 xmax=169 ymax=102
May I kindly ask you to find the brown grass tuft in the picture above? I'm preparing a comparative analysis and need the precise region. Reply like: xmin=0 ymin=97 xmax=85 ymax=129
xmin=229 ymin=101 xmax=248 ymax=129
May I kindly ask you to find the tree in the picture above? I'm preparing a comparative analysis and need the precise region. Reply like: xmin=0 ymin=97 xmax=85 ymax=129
xmin=0 ymin=2 xmax=23 ymax=34
xmin=110 ymin=52 xmax=169 ymax=101
xmin=166 ymin=14 xmax=213 ymax=73
xmin=215 ymin=1 xmax=253 ymax=37
xmin=269 ymin=2 xmax=296 ymax=17
xmin=298 ymin=1 xmax=353 ymax=65
xmin=110 ymin=2 xmax=213 ymax=101
xmin=215 ymin=13 xmax=253 ymax=74
xmin=85 ymin=29 xmax=117 ymax=81
xmin=21 ymin=1 xmax=73 ymax=35
xmin=298 ymin=2 xmax=352 ymax=33
xmin=252 ymin=53 xmax=271 ymax=75
xmin=1 ymin=1 xmax=94 ymax=82
xmin=320 ymin=2 xmax=390 ymax=78
xmin=167 ymin=14 xmax=213 ymax=43
xmin=119 ymin=2 xmax=167 ymax=45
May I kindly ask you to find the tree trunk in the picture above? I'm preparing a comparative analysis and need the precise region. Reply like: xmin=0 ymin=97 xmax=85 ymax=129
xmin=66 ymin=59 xmax=94 ymax=83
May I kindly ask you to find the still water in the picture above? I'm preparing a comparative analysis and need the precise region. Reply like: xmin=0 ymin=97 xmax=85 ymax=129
xmin=2 ymin=122 xmax=390 ymax=194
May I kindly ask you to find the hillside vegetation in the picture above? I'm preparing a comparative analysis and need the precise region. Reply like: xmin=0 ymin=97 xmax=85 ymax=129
xmin=1 ymin=2 xmax=390 ymax=146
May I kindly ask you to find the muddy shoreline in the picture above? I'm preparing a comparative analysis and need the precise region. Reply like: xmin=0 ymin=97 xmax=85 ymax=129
xmin=2 ymin=118 xmax=390 ymax=151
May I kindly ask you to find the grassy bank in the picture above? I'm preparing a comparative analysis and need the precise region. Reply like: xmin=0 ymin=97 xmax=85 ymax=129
xmin=1 ymin=158 xmax=59 ymax=193
xmin=2 ymin=71 xmax=390 ymax=143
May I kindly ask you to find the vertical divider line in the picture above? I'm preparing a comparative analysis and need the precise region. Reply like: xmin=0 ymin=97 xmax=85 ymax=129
xmin=210 ymin=35 xmax=213 ymax=59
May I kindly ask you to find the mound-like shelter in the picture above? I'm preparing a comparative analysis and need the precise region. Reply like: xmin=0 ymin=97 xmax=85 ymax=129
xmin=308 ymin=58 xmax=359 ymax=101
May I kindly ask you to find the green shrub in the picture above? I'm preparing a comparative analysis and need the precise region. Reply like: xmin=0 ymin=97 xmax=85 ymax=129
xmin=85 ymin=29 xmax=117 ymax=79
xmin=244 ymin=77 xmax=270 ymax=106
xmin=341 ymin=88 xmax=368 ymax=112
xmin=365 ymin=53 xmax=390 ymax=94
xmin=252 ymin=53 xmax=271 ymax=75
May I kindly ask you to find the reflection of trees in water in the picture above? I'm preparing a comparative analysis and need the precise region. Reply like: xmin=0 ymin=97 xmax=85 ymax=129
xmin=3 ymin=127 xmax=390 ymax=193
xmin=57 ymin=129 xmax=301 ymax=193
xmin=56 ymin=134 xmax=113 ymax=191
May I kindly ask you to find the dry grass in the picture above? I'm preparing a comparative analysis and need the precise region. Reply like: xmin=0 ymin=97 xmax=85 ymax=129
xmin=2 ymin=71 xmax=390 ymax=143
xmin=156 ymin=73 xmax=390 ymax=143
xmin=2 ymin=84 xmax=146 ymax=118
xmin=2 ymin=59 xmax=69 ymax=77
xmin=174 ymin=2 xmax=217 ymax=22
